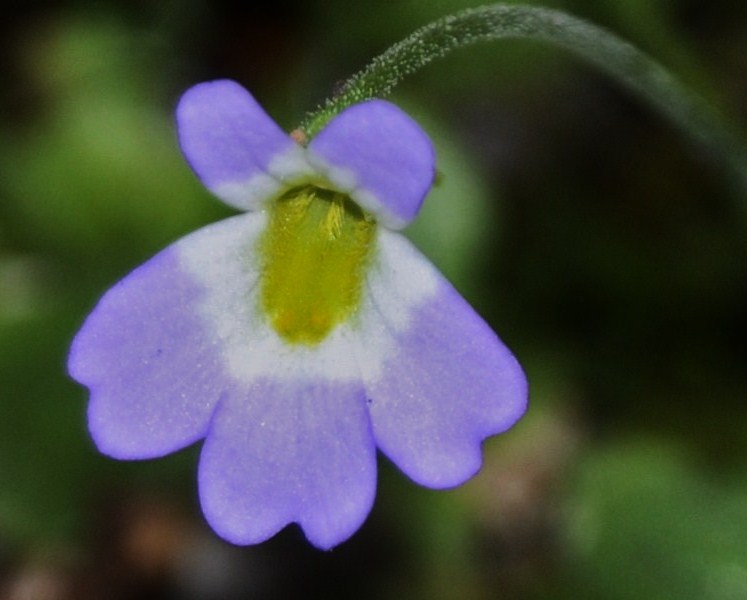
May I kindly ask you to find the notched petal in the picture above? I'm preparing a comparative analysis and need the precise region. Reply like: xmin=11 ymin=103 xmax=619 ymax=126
xmin=364 ymin=233 xmax=528 ymax=488
xmin=68 ymin=247 xmax=226 ymax=459
xmin=68 ymin=213 xmax=267 ymax=460
xmin=198 ymin=379 xmax=377 ymax=550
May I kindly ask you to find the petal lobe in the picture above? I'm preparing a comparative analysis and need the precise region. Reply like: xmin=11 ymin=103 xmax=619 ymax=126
xmin=363 ymin=234 xmax=528 ymax=488
xmin=198 ymin=379 xmax=377 ymax=549
xmin=69 ymin=247 xmax=225 ymax=458
xmin=176 ymin=79 xmax=311 ymax=211
xmin=308 ymin=100 xmax=436 ymax=229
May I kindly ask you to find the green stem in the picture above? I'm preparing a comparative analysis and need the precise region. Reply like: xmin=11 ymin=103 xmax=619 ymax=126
xmin=299 ymin=3 xmax=746 ymax=193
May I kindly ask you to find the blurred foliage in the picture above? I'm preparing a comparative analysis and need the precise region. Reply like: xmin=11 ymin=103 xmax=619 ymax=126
xmin=0 ymin=0 xmax=746 ymax=598
xmin=564 ymin=438 xmax=747 ymax=600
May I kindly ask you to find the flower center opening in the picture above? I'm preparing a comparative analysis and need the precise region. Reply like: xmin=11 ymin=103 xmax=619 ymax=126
xmin=259 ymin=184 xmax=376 ymax=346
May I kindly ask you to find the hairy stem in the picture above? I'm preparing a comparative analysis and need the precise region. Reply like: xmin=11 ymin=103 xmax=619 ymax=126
xmin=300 ymin=4 xmax=746 ymax=192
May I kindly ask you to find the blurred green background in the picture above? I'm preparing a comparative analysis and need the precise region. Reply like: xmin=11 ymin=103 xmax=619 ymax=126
xmin=1 ymin=0 xmax=746 ymax=598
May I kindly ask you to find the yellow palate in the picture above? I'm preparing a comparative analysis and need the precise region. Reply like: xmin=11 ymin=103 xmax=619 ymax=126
xmin=259 ymin=184 xmax=376 ymax=346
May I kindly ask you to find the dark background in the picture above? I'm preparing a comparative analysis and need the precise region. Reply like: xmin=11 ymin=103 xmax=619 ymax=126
xmin=1 ymin=1 xmax=746 ymax=598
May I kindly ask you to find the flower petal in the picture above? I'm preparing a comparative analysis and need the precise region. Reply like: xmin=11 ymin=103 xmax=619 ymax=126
xmin=307 ymin=100 xmax=435 ymax=229
xmin=198 ymin=378 xmax=377 ymax=550
xmin=68 ymin=213 xmax=266 ymax=459
xmin=362 ymin=230 xmax=528 ymax=488
xmin=176 ymin=79 xmax=312 ymax=211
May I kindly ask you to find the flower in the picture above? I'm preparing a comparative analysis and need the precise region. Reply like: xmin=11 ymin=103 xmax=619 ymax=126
xmin=68 ymin=79 xmax=528 ymax=550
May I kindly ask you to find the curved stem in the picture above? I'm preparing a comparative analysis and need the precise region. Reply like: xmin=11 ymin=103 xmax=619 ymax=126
xmin=299 ymin=4 xmax=746 ymax=193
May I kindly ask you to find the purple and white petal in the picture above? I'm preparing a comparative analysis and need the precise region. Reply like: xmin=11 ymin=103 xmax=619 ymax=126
xmin=177 ymin=80 xmax=313 ymax=211
xmin=68 ymin=212 xmax=266 ymax=459
xmin=307 ymin=100 xmax=435 ymax=229
xmin=198 ymin=378 xmax=377 ymax=550
xmin=178 ymin=217 xmax=365 ymax=386
xmin=360 ymin=230 xmax=528 ymax=489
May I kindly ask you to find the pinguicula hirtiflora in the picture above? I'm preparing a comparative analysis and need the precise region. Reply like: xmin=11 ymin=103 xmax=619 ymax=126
xmin=68 ymin=79 xmax=528 ymax=549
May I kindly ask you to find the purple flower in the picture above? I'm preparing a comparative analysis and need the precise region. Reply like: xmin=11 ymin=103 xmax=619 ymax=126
xmin=68 ymin=79 xmax=528 ymax=549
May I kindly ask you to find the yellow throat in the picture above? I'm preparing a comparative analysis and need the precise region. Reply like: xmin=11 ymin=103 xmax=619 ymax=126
xmin=259 ymin=184 xmax=376 ymax=346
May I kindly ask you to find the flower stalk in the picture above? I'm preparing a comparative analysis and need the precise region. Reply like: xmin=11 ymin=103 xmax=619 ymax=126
xmin=301 ymin=3 xmax=746 ymax=194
